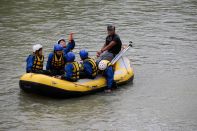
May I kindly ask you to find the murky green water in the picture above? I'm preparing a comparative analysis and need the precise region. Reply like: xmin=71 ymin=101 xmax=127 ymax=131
xmin=0 ymin=0 xmax=197 ymax=130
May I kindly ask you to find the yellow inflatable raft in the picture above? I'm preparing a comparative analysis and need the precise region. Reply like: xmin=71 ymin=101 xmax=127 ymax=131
xmin=19 ymin=57 xmax=134 ymax=98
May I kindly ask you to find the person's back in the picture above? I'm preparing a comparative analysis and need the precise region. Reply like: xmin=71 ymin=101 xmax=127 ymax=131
xmin=61 ymin=52 xmax=80 ymax=82
xmin=79 ymin=49 xmax=98 ymax=79
xmin=83 ymin=58 xmax=98 ymax=78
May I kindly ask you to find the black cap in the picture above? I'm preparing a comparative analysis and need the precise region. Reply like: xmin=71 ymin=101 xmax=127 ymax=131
xmin=107 ymin=25 xmax=115 ymax=31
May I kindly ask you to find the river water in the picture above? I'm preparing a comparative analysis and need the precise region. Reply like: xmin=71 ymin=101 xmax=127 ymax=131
xmin=0 ymin=0 xmax=197 ymax=130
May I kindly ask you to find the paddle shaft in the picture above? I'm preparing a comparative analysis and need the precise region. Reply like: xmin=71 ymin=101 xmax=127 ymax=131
xmin=111 ymin=41 xmax=132 ymax=65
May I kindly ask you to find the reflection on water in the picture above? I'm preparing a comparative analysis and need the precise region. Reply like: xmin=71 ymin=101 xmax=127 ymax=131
xmin=0 ymin=0 xmax=197 ymax=130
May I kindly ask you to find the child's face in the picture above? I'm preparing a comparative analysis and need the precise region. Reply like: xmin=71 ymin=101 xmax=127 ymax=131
xmin=38 ymin=48 xmax=42 ymax=56
xmin=60 ymin=40 xmax=66 ymax=48
xmin=56 ymin=50 xmax=63 ymax=56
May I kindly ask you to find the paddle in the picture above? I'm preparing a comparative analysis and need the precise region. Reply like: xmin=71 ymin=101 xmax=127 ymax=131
xmin=111 ymin=41 xmax=133 ymax=65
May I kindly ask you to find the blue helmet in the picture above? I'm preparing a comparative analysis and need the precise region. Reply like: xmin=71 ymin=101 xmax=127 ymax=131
xmin=67 ymin=52 xmax=75 ymax=62
xmin=79 ymin=49 xmax=88 ymax=59
xmin=54 ymin=44 xmax=63 ymax=51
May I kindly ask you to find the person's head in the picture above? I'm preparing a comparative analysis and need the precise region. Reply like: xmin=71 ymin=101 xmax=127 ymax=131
xmin=107 ymin=25 xmax=115 ymax=35
xmin=98 ymin=60 xmax=110 ymax=70
xmin=54 ymin=44 xmax=63 ymax=56
xmin=33 ymin=44 xmax=43 ymax=56
xmin=79 ymin=49 xmax=88 ymax=60
xmin=67 ymin=52 xmax=75 ymax=62
xmin=58 ymin=38 xmax=66 ymax=48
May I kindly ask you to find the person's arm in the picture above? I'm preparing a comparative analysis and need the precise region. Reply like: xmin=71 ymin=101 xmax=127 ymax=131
xmin=63 ymin=40 xmax=75 ymax=54
xmin=97 ymin=42 xmax=107 ymax=57
xmin=101 ymin=42 xmax=107 ymax=50
xmin=101 ymin=41 xmax=116 ymax=52
xmin=46 ymin=53 xmax=53 ymax=70
xmin=97 ymin=41 xmax=117 ymax=57
xmin=97 ymin=35 xmax=109 ymax=57
xmin=97 ymin=35 xmax=119 ymax=56
xmin=67 ymin=33 xmax=75 ymax=50
xmin=102 ymin=34 xmax=121 ymax=53
xmin=26 ymin=55 xmax=34 ymax=73
xmin=67 ymin=39 xmax=75 ymax=50
xmin=63 ymin=47 xmax=70 ymax=55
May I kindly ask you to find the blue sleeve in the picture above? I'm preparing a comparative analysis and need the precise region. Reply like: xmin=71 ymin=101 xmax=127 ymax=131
xmin=67 ymin=40 xmax=75 ymax=50
xmin=104 ymin=66 xmax=114 ymax=89
xmin=64 ymin=64 xmax=73 ymax=79
xmin=63 ymin=47 xmax=70 ymax=54
xmin=26 ymin=55 xmax=34 ymax=72
xmin=46 ymin=53 xmax=53 ymax=70
xmin=83 ymin=61 xmax=93 ymax=76
xmin=63 ymin=40 xmax=75 ymax=54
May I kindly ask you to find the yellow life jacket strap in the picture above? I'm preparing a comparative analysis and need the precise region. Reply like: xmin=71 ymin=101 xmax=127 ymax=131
xmin=84 ymin=58 xmax=98 ymax=76
xmin=107 ymin=62 xmax=112 ymax=67
xmin=72 ymin=61 xmax=80 ymax=79
xmin=52 ymin=53 xmax=65 ymax=69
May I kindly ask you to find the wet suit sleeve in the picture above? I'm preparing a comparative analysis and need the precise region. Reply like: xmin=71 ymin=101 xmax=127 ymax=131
xmin=67 ymin=39 xmax=75 ymax=50
xmin=63 ymin=47 xmax=70 ymax=54
xmin=63 ymin=40 xmax=75 ymax=54
xmin=26 ymin=55 xmax=34 ymax=73
xmin=104 ymin=66 xmax=114 ymax=89
xmin=46 ymin=53 xmax=53 ymax=70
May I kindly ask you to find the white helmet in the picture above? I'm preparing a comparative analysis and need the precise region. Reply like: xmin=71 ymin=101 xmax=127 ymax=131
xmin=33 ymin=44 xmax=42 ymax=52
xmin=98 ymin=60 xmax=110 ymax=70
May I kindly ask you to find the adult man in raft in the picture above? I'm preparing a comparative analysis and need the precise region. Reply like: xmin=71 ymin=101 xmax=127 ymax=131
xmin=96 ymin=25 xmax=122 ymax=63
